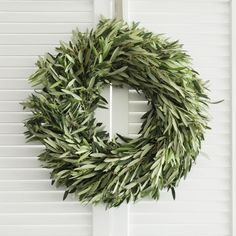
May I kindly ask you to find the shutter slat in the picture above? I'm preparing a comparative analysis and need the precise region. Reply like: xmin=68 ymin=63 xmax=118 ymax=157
xmin=0 ymin=202 xmax=91 ymax=213
xmin=0 ymin=23 xmax=92 ymax=34
xmin=0 ymin=225 xmax=91 ymax=236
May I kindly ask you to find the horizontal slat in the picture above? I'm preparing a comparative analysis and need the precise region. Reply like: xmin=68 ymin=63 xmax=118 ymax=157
xmin=0 ymin=225 xmax=91 ymax=236
xmin=182 ymin=166 xmax=230 ymax=179
xmin=186 ymin=46 xmax=230 ymax=57
xmin=130 ymin=201 xmax=230 ymax=213
xmin=129 ymin=1 xmax=229 ymax=13
xmin=137 ymin=23 xmax=230 ymax=35
xmin=0 ymin=102 xmax=26 ymax=112
xmin=130 ymin=13 xmax=229 ymax=24
xmin=0 ymin=213 xmax=91 ymax=225
xmin=0 ymin=157 xmax=39 ymax=168
xmin=0 ymin=69 xmax=231 ymax=79
xmin=1 ymin=45 xmax=228 ymax=57
xmin=128 ymin=111 xmax=231 ymax=123
xmin=0 ymin=1 xmax=92 ymax=12
xmin=0 ymin=191 xmax=76 ymax=202
xmin=130 ymin=224 xmax=230 ymax=236
xmin=0 ymin=132 xmax=231 ymax=146
xmin=0 ymin=112 xmax=31 ymax=122
xmin=0 ymin=177 xmax=230 ymax=191
xmin=130 ymin=212 xmax=230 ymax=224
xmin=0 ymin=56 xmax=36 ymax=67
xmin=0 ymin=76 xmax=36 ymax=80
xmin=0 ymin=146 xmax=43 ymax=157
xmin=0 ymin=90 xmax=32 ymax=101
xmin=0 ymin=23 xmax=92 ymax=34
xmin=129 ymin=0 xmax=230 ymax=2
xmin=129 ymin=91 xmax=146 ymax=101
xmin=0 ymin=169 xmax=50 ymax=180
xmin=0 ymin=166 xmax=230 ymax=180
xmin=0 ymin=46 xmax=57 ymax=56
xmin=0 ymin=152 xmax=231 ymax=168
xmin=0 ymin=12 xmax=93 ymax=23
xmin=0 ymin=189 xmax=230 ymax=203
xmin=0 ymin=55 xmax=230 ymax=68
xmin=0 ymin=36 xmax=230 ymax=46
xmin=128 ymin=122 xmax=231 ymax=135
xmin=0 ymin=134 xmax=39 ymax=145
xmin=201 ymin=144 xmax=230 ymax=156
xmin=0 ymin=123 xmax=25 ymax=133
xmin=178 ymin=178 xmax=230 ymax=190
xmin=0 ymin=80 xmax=32 ymax=89
xmin=0 ymin=202 xmax=91 ymax=213
xmin=0 ymin=180 xmax=55 ymax=190
xmin=0 ymin=87 xmax=228 ymax=102
xmin=128 ymin=100 xmax=231 ymax=113
xmin=0 ymin=34 xmax=71 ymax=45
xmin=0 ymin=0 xmax=90 ymax=1
xmin=128 ymin=134 xmax=231 ymax=152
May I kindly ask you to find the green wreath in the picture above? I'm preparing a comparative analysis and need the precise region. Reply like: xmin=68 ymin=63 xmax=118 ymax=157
xmin=23 ymin=18 xmax=210 ymax=208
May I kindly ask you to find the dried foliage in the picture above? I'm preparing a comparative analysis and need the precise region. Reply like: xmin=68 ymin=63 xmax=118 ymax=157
xmin=22 ymin=18 xmax=210 ymax=208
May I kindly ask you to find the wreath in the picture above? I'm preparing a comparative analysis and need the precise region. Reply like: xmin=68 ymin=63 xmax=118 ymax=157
xmin=23 ymin=18 xmax=210 ymax=208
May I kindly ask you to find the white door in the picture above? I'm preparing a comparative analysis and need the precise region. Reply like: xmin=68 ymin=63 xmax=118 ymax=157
xmin=0 ymin=1 xmax=99 ymax=235
xmin=126 ymin=0 xmax=232 ymax=236
xmin=0 ymin=0 xmax=233 ymax=235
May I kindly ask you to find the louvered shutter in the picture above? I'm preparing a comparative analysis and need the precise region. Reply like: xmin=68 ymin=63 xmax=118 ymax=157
xmin=126 ymin=0 xmax=232 ymax=236
xmin=0 ymin=1 xmax=95 ymax=235
xmin=0 ymin=0 xmax=233 ymax=235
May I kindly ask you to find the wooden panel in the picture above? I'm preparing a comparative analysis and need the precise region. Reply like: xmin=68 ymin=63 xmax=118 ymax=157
xmin=0 ymin=0 xmax=94 ymax=236
xmin=127 ymin=0 xmax=231 ymax=236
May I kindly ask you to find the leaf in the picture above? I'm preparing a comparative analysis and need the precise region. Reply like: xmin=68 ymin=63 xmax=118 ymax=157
xmin=75 ymin=164 xmax=96 ymax=170
xmin=110 ymin=47 xmax=120 ymax=61
xmin=22 ymin=17 xmax=211 ymax=208
xmin=141 ymin=144 xmax=153 ymax=158
xmin=66 ymin=54 xmax=75 ymax=64
xmin=127 ymin=158 xmax=140 ymax=168
xmin=78 ymin=50 xmax=83 ymax=64
xmin=61 ymin=89 xmax=82 ymax=101
xmin=50 ymin=80 xmax=62 ymax=89
xmin=63 ymin=190 xmax=69 ymax=200
xmin=90 ymin=153 xmax=106 ymax=158
xmin=88 ymin=77 xmax=96 ymax=89
xmin=125 ymin=182 xmax=137 ymax=189
xmin=109 ymin=66 xmax=128 ymax=76
xmin=44 ymin=138 xmax=58 ymax=149
xmin=171 ymin=187 xmax=176 ymax=200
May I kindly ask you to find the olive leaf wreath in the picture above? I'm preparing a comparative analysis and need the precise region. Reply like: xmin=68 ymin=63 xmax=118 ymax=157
xmin=22 ymin=18 xmax=210 ymax=208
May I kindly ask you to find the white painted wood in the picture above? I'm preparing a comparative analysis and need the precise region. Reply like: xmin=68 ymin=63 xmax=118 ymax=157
xmin=0 ymin=0 xmax=232 ymax=235
xmin=92 ymin=206 xmax=110 ymax=236
xmin=110 ymin=84 xmax=129 ymax=235
xmin=0 ymin=1 xmax=94 ymax=236
xmin=93 ymin=204 xmax=129 ymax=236
xmin=111 ymin=85 xmax=129 ymax=137
xmin=127 ymin=0 xmax=232 ymax=236
xmin=93 ymin=0 xmax=112 ymax=24
xmin=92 ymin=1 xmax=115 ymax=236
xmin=110 ymin=204 xmax=129 ymax=236
xmin=94 ymin=86 xmax=110 ymax=138
xmin=232 ymin=0 xmax=236 ymax=235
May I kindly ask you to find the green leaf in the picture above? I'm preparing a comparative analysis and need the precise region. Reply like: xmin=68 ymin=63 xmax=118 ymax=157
xmin=61 ymin=89 xmax=82 ymax=101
